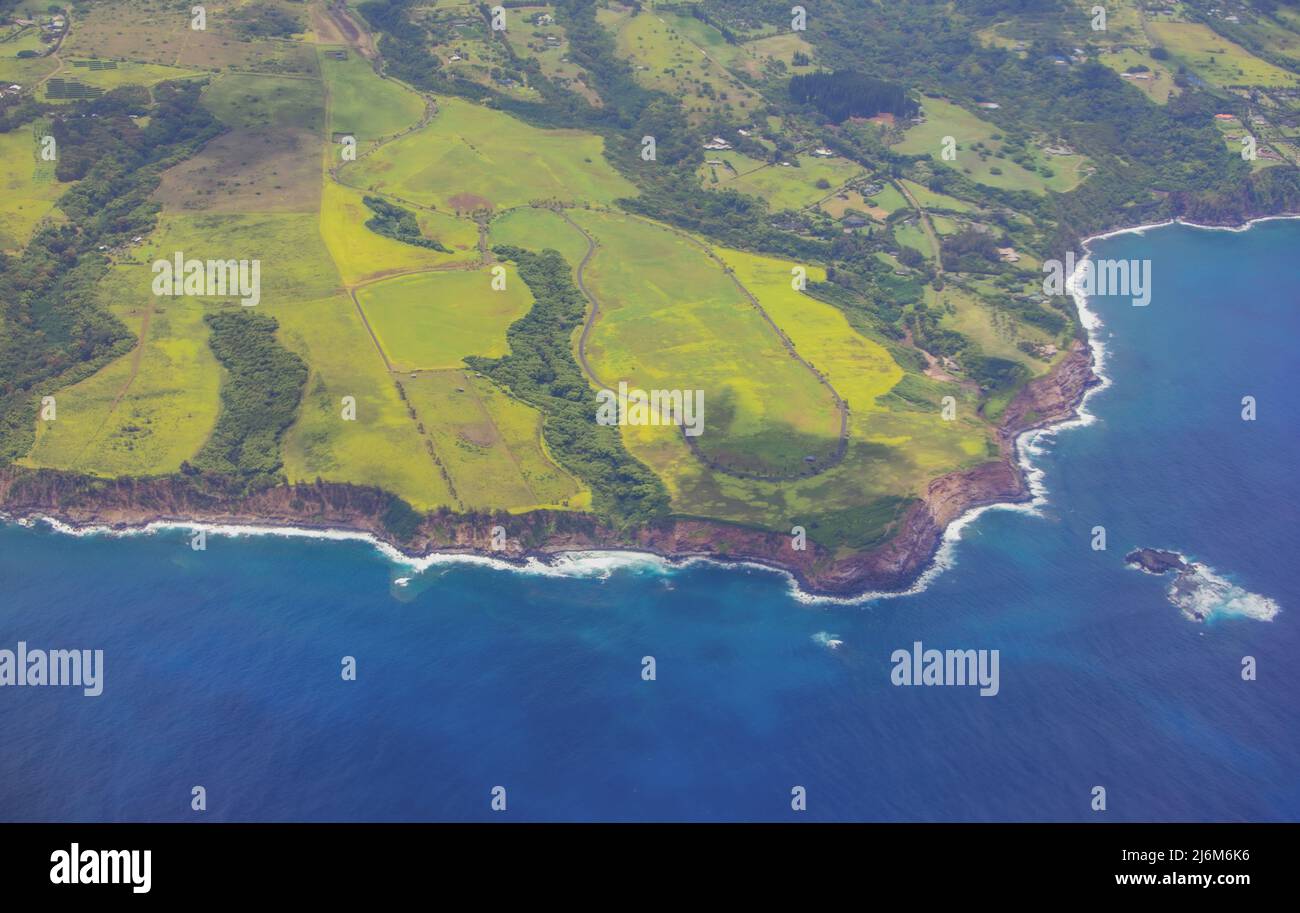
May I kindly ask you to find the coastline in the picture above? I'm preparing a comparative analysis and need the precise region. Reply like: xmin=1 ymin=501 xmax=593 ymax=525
xmin=3 ymin=214 xmax=1296 ymax=600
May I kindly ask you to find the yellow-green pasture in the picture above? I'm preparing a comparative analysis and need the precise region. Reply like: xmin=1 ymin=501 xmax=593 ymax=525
xmin=489 ymin=206 xmax=591 ymax=270
xmin=320 ymin=181 xmax=478 ymax=286
xmin=568 ymin=210 xmax=842 ymax=478
xmin=355 ymin=267 xmax=535 ymax=372
xmin=896 ymin=97 xmax=1089 ymax=193
xmin=1098 ymin=48 xmax=1179 ymax=104
xmin=318 ymin=45 xmax=426 ymax=146
xmin=601 ymin=242 xmax=993 ymax=546
xmin=699 ymin=150 xmax=865 ymax=211
xmin=401 ymin=369 xmax=588 ymax=512
xmin=1148 ymin=20 xmax=1298 ymax=88
xmin=21 ymin=263 xmax=222 ymax=476
xmin=0 ymin=127 xmax=65 ymax=252
xmin=340 ymin=97 xmax=636 ymax=213
xmin=899 ymin=179 xmax=977 ymax=213
xmin=609 ymin=7 xmax=763 ymax=123
xmin=937 ymin=284 xmax=1058 ymax=378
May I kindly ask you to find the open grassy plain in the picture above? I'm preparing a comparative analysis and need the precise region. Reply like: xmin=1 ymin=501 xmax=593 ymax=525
xmin=341 ymin=97 xmax=636 ymax=214
xmin=0 ymin=127 xmax=65 ymax=252
xmin=356 ymin=267 xmax=535 ymax=372
xmin=567 ymin=210 xmax=843 ymax=478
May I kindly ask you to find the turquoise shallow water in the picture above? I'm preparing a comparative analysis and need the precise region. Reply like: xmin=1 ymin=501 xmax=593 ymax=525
xmin=1 ymin=220 xmax=1297 ymax=821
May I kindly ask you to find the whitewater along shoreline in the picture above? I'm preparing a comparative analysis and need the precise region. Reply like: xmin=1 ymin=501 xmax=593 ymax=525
xmin=2 ymin=215 xmax=1295 ymax=600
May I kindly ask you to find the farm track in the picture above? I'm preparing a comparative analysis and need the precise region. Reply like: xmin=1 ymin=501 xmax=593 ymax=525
xmin=896 ymin=178 xmax=943 ymax=275
xmin=317 ymin=35 xmax=464 ymax=508
xmin=62 ymin=303 xmax=155 ymax=470
xmin=560 ymin=209 xmax=851 ymax=482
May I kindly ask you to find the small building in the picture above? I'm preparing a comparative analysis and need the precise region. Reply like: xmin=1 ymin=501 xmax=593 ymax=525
xmin=842 ymin=215 xmax=868 ymax=228
xmin=811 ymin=146 xmax=834 ymax=157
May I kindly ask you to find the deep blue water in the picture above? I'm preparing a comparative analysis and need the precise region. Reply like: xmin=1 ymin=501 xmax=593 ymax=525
xmin=2 ymin=221 xmax=1297 ymax=822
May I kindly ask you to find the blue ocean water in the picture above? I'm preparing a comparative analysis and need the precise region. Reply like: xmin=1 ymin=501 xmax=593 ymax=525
xmin=1 ymin=221 xmax=1297 ymax=822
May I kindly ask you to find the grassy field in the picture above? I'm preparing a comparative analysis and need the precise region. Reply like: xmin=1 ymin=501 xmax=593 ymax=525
xmin=590 ymin=239 xmax=991 ymax=545
xmin=1098 ymin=48 xmax=1178 ymax=104
xmin=356 ymin=267 xmax=535 ymax=371
xmin=401 ymin=370 xmax=588 ymax=511
xmin=202 ymin=72 xmax=326 ymax=132
xmin=21 ymin=264 xmax=222 ymax=476
xmin=699 ymin=150 xmax=865 ymax=211
xmin=341 ymin=97 xmax=636 ymax=214
xmin=899 ymin=179 xmax=977 ymax=213
xmin=862 ymin=182 xmax=910 ymax=217
xmin=63 ymin=0 xmax=317 ymax=74
xmin=568 ymin=210 xmax=842 ymax=478
xmin=0 ymin=127 xmax=65 ymax=252
xmin=320 ymin=182 xmax=479 ymax=286
xmin=607 ymin=6 xmax=763 ymax=124
xmin=153 ymin=125 xmax=322 ymax=214
xmin=489 ymin=207 xmax=591 ymax=270
xmin=894 ymin=221 xmax=933 ymax=259
xmin=279 ymin=290 xmax=458 ymax=511
xmin=938 ymin=285 xmax=1056 ymax=377
xmin=1148 ymin=20 xmax=1299 ymax=88
xmin=896 ymin=97 xmax=1088 ymax=194
xmin=0 ymin=49 xmax=58 ymax=87
xmin=318 ymin=45 xmax=426 ymax=146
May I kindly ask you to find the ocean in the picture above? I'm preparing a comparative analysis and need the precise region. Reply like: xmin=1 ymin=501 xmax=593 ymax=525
xmin=2 ymin=220 xmax=1297 ymax=822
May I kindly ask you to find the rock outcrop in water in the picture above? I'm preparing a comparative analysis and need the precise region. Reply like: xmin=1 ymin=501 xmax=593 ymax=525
xmin=1126 ymin=547 xmax=1279 ymax=623
xmin=1125 ymin=547 xmax=1188 ymax=575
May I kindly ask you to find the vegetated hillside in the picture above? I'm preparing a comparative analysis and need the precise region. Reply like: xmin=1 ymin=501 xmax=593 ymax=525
xmin=1 ymin=0 xmax=1297 ymax=567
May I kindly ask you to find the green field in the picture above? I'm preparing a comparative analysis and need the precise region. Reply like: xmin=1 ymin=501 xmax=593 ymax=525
xmin=1098 ymin=48 xmax=1178 ymax=104
xmin=356 ymin=267 xmax=536 ymax=371
xmin=21 ymin=265 xmax=222 ymax=476
xmin=699 ymin=150 xmax=865 ymax=211
xmin=938 ymin=285 xmax=1057 ymax=377
xmin=579 ymin=237 xmax=990 ymax=543
xmin=202 ymin=73 xmax=326 ymax=132
xmin=568 ymin=210 xmax=842 ymax=478
xmin=321 ymin=182 xmax=479 ymax=286
xmin=401 ymin=370 xmax=588 ymax=512
xmin=341 ymin=97 xmax=636 ymax=213
xmin=1148 ymin=20 xmax=1299 ymax=88
xmin=0 ymin=127 xmax=65 ymax=252
xmin=863 ymin=182 xmax=910 ymax=217
xmin=896 ymin=97 xmax=1088 ymax=194
xmin=605 ymin=6 xmax=762 ymax=123
xmin=489 ymin=207 xmax=591 ymax=271
xmin=895 ymin=220 xmax=933 ymax=258
xmin=318 ymin=45 xmax=426 ymax=145
xmin=899 ymin=179 xmax=977 ymax=213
